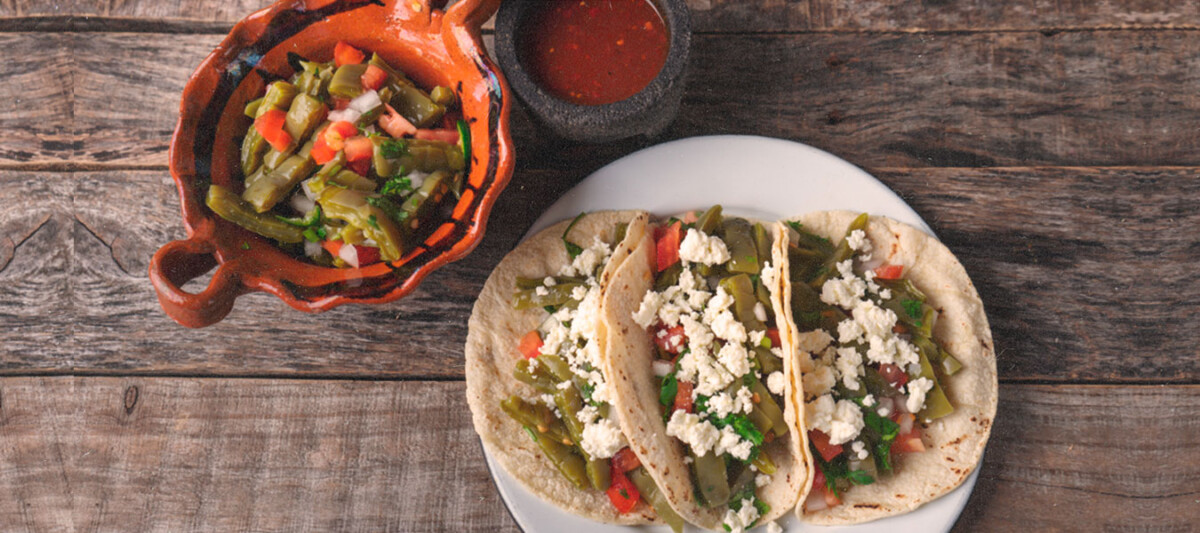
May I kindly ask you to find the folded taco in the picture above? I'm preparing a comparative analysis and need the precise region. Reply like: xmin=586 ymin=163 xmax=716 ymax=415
xmin=465 ymin=210 xmax=687 ymax=529
xmin=780 ymin=211 xmax=998 ymax=524
xmin=602 ymin=205 xmax=808 ymax=532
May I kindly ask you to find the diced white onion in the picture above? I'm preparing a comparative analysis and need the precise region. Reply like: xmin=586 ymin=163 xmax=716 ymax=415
xmin=653 ymin=360 xmax=674 ymax=377
xmin=289 ymin=192 xmax=315 ymax=215
xmin=898 ymin=410 xmax=915 ymax=434
xmin=304 ymin=240 xmax=323 ymax=258
xmin=301 ymin=178 xmax=319 ymax=201
xmin=327 ymin=108 xmax=362 ymax=124
xmin=408 ymin=170 xmax=429 ymax=188
xmin=348 ymin=89 xmax=382 ymax=114
xmin=877 ymin=396 xmax=895 ymax=417
xmin=339 ymin=244 xmax=360 ymax=268
xmin=859 ymin=253 xmax=885 ymax=273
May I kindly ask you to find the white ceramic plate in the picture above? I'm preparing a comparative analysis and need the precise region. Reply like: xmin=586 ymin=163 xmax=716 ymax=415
xmin=485 ymin=135 xmax=979 ymax=533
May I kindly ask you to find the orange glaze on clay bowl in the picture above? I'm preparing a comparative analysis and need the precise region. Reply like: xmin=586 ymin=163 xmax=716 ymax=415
xmin=150 ymin=0 xmax=513 ymax=328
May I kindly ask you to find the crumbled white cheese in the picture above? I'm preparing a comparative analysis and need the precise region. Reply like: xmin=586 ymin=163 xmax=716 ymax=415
xmin=734 ymin=385 xmax=755 ymax=415
xmin=851 ymin=440 xmax=869 ymax=460
xmin=534 ymin=285 xmax=550 ymax=296
xmin=802 ymin=365 xmax=835 ymax=398
xmin=721 ymin=499 xmax=761 ymax=533
xmin=755 ymin=473 xmax=770 ymax=487
xmin=846 ymin=229 xmax=871 ymax=254
xmin=571 ymin=285 xmax=588 ymax=301
xmin=666 ymin=410 xmax=720 ymax=456
xmin=542 ymin=276 xmax=557 ymax=287
xmin=861 ymin=394 xmax=876 ymax=407
xmin=766 ymin=522 xmax=784 ymax=533
xmin=760 ymin=261 xmax=777 ymax=296
xmin=820 ymin=271 xmax=868 ymax=309
xmin=906 ymin=376 xmax=934 ymax=414
xmin=558 ymin=236 xmax=612 ymax=278
xmin=717 ymin=425 xmax=753 ymax=460
xmin=632 ymin=291 xmax=663 ymax=328
xmin=749 ymin=329 xmax=767 ymax=348
xmin=766 ymin=371 xmax=786 ymax=396
xmin=717 ymin=341 xmax=752 ymax=379
xmin=678 ymin=228 xmax=731 ymax=265
xmin=807 ymin=395 xmax=865 ymax=445
xmin=709 ymin=310 xmax=748 ymax=344
xmin=579 ymin=416 xmax=625 ymax=459
xmin=835 ymin=346 xmax=864 ymax=390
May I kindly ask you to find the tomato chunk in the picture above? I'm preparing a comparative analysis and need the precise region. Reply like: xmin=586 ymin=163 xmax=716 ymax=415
xmin=673 ymin=381 xmax=694 ymax=414
xmin=765 ymin=328 xmax=781 ymax=348
xmin=310 ymin=132 xmax=337 ymax=165
xmin=878 ymin=363 xmax=909 ymax=388
xmin=894 ymin=424 xmax=926 ymax=454
xmin=517 ymin=330 xmax=543 ymax=359
xmin=809 ymin=429 xmax=844 ymax=462
xmin=322 ymin=241 xmax=380 ymax=268
xmin=606 ymin=470 xmax=640 ymax=513
xmin=611 ymin=447 xmax=641 ymax=473
xmin=653 ymin=325 xmax=686 ymax=355
xmin=334 ymin=41 xmax=365 ymax=67
xmin=344 ymin=136 xmax=374 ymax=162
xmin=811 ymin=469 xmax=842 ymax=508
xmin=360 ymin=64 xmax=388 ymax=90
xmin=874 ymin=263 xmax=904 ymax=280
xmin=254 ymin=109 xmax=292 ymax=151
xmin=379 ymin=104 xmax=417 ymax=138
xmin=414 ymin=128 xmax=460 ymax=143
xmin=654 ymin=221 xmax=682 ymax=272
xmin=323 ymin=121 xmax=359 ymax=151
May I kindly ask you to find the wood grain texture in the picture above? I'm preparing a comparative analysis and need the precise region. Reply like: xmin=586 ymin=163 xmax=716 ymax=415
xmin=6 ymin=30 xmax=1194 ymax=168
xmin=0 ymin=379 xmax=1194 ymax=531
xmin=1 ymin=166 xmax=1194 ymax=382
xmin=4 ymin=0 xmax=1200 ymax=32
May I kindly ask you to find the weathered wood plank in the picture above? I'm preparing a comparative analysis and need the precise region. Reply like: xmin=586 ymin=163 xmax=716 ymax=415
xmin=3 ymin=0 xmax=1199 ymax=32
xmin=8 ymin=30 xmax=1184 ymax=169
xmin=1 ymin=166 xmax=1193 ymax=382
xmin=0 ymin=33 xmax=72 ymax=167
xmin=0 ymin=379 xmax=1194 ymax=531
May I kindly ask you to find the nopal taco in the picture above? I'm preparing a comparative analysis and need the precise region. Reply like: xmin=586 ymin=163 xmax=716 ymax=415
xmin=779 ymin=211 xmax=998 ymax=524
xmin=465 ymin=210 xmax=687 ymax=530
xmin=602 ymin=206 xmax=809 ymax=533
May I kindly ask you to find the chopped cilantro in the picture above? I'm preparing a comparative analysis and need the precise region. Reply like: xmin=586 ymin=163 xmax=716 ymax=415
xmin=367 ymin=214 xmax=380 ymax=230
xmin=847 ymin=470 xmax=876 ymax=485
xmin=562 ymin=212 xmax=586 ymax=258
xmin=240 ymin=242 xmax=250 ymax=250
xmin=380 ymin=174 xmax=413 ymax=196
xmin=659 ymin=373 xmax=678 ymax=407
xmin=523 ymin=426 xmax=538 ymax=442
xmin=379 ymin=138 xmax=408 ymax=159
xmin=366 ymin=196 xmax=409 ymax=224
xmin=902 ymin=299 xmax=923 ymax=320
xmin=618 ymin=489 xmax=628 ymax=499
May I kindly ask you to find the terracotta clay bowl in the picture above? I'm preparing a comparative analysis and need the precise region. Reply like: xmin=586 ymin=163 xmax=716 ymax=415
xmin=150 ymin=0 xmax=513 ymax=328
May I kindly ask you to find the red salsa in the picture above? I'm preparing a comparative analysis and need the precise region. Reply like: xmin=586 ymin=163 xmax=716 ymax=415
xmin=519 ymin=0 xmax=669 ymax=106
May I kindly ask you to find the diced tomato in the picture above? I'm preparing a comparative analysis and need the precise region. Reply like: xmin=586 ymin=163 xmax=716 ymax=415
xmin=348 ymin=158 xmax=371 ymax=177
xmin=606 ymin=470 xmax=640 ymax=513
xmin=611 ymin=447 xmax=641 ymax=473
xmin=892 ymin=323 xmax=908 ymax=335
xmin=808 ymin=429 xmax=844 ymax=462
xmin=321 ymin=240 xmax=380 ymax=268
xmin=878 ymin=363 xmax=909 ymax=388
xmin=517 ymin=330 xmax=543 ymax=359
xmin=654 ymin=221 xmax=682 ymax=272
xmin=874 ymin=263 xmax=904 ymax=280
xmin=254 ymin=109 xmax=292 ymax=151
xmin=310 ymin=133 xmax=337 ymax=165
xmin=893 ymin=421 xmax=926 ymax=454
xmin=680 ymin=210 xmax=699 ymax=224
xmin=766 ymin=328 xmax=781 ymax=348
xmin=344 ymin=136 xmax=374 ymax=161
xmin=334 ymin=41 xmax=365 ymax=67
xmin=323 ymin=121 xmax=359 ymax=151
xmin=806 ymin=468 xmax=844 ymax=508
xmin=379 ymin=104 xmax=417 ymax=138
xmin=360 ymin=64 xmax=388 ymax=91
xmin=414 ymin=128 xmax=460 ymax=143
xmin=673 ymin=381 xmax=694 ymax=414
xmin=653 ymin=325 xmax=686 ymax=355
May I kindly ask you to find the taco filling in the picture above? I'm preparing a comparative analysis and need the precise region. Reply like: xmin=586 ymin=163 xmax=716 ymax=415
xmin=631 ymin=206 xmax=790 ymax=533
xmin=786 ymin=214 xmax=962 ymax=511
xmin=500 ymin=215 xmax=685 ymax=530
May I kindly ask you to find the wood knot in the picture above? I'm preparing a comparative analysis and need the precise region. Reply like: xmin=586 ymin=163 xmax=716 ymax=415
xmin=124 ymin=385 xmax=139 ymax=415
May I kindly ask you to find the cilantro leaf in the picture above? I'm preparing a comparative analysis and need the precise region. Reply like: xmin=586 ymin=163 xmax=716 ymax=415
xmin=367 ymin=214 xmax=380 ymax=230
xmin=380 ymin=174 xmax=413 ymax=196
xmin=562 ymin=212 xmax=586 ymax=258
xmin=366 ymin=196 xmax=409 ymax=224
xmin=379 ymin=138 xmax=408 ymax=159
xmin=847 ymin=470 xmax=876 ymax=485
xmin=659 ymin=373 xmax=678 ymax=407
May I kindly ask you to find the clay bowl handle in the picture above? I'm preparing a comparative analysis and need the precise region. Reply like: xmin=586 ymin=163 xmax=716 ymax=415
xmin=149 ymin=237 xmax=246 ymax=328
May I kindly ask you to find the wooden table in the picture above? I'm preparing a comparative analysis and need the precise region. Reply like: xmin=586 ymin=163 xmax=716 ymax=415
xmin=1 ymin=1 xmax=1196 ymax=530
